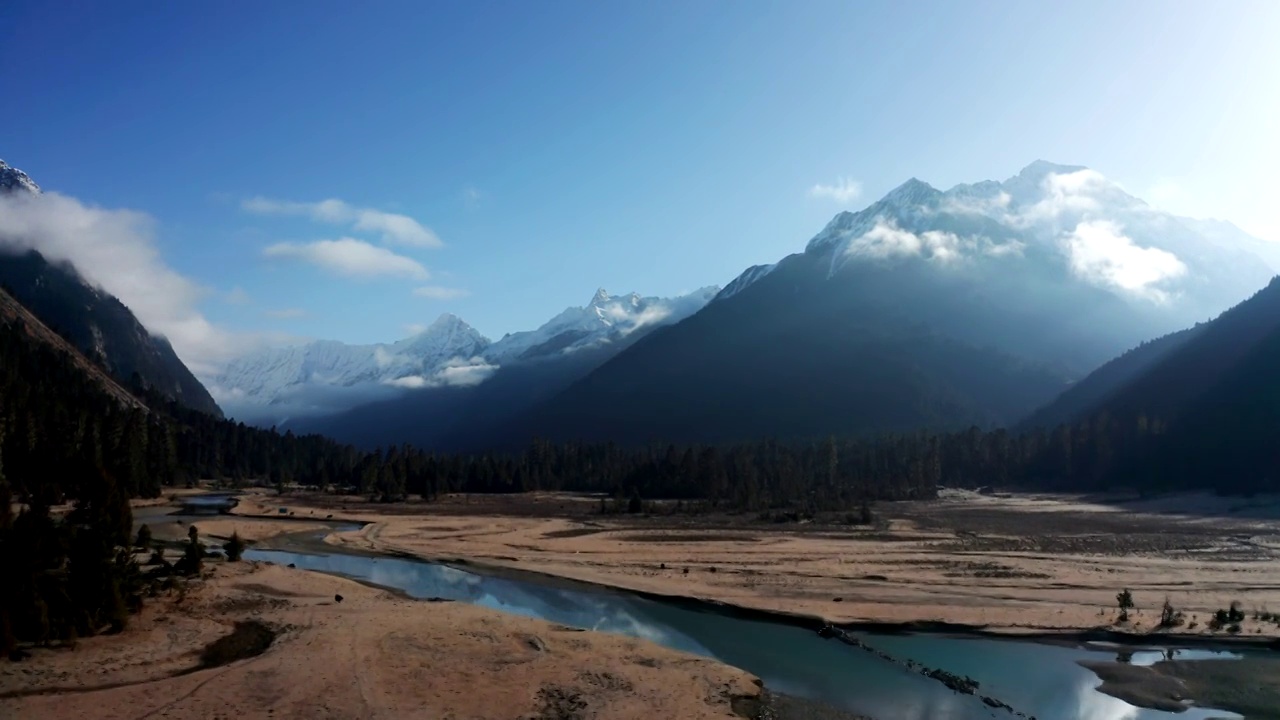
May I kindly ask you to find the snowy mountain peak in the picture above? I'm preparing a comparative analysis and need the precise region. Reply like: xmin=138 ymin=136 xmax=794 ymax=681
xmin=795 ymin=159 xmax=1276 ymax=320
xmin=0 ymin=160 xmax=41 ymax=195
xmin=882 ymin=177 xmax=941 ymax=207
xmin=1016 ymin=159 xmax=1089 ymax=182
xmin=483 ymin=286 xmax=719 ymax=364
xmin=426 ymin=312 xmax=470 ymax=332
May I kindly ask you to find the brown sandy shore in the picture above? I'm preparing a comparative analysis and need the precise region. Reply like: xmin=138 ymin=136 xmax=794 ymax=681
xmin=0 ymin=560 xmax=790 ymax=720
xmin=236 ymin=489 xmax=1280 ymax=646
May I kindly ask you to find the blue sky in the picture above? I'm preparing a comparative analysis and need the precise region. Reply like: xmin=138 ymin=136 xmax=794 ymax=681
xmin=2 ymin=0 xmax=1277 ymax=372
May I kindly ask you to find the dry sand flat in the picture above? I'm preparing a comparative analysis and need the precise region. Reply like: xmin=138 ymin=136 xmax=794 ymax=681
xmin=0 ymin=561 xmax=761 ymax=720
xmin=268 ymin=490 xmax=1280 ymax=640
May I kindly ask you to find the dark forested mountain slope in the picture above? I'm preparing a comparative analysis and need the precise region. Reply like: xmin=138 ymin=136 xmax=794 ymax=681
xmin=1019 ymin=325 xmax=1204 ymax=429
xmin=0 ymin=250 xmax=222 ymax=416
xmin=0 ymin=286 xmax=147 ymax=412
xmin=1106 ymin=277 xmax=1280 ymax=493
xmin=1023 ymin=276 xmax=1280 ymax=494
xmin=1077 ymin=277 xmax=1280 ymax=424
xmin=1159 ymin=317 xmax=1280 ymax=489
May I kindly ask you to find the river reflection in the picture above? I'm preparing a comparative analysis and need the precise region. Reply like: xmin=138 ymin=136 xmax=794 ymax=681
xmin=244 ymin=545 xmax=1242 ymax=720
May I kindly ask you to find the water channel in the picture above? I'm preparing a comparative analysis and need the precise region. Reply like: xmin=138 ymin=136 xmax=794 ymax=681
xmin=243 ymin=534 xmax=1247 ymax=720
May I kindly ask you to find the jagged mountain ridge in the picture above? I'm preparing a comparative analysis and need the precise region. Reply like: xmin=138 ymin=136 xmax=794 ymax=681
xmin=215 ymin=313 xmax=491 ymax=404
xmin=0 ymin=160 xmax=222 ymax=416
xmin=486 ymin=286 xmax=720 ymax=363
xmin=0 ymin=160 xmax=40 ymax=194
xmin=488 ymin=161 xmax=1280 ymax=447
xmin=216 ymin=286 xmax=720 ymax=423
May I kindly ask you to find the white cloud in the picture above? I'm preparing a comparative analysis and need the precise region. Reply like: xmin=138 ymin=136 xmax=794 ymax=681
xmin=1018 ymin=169 xmax=1110 ymax=225
xmin=243 ymin=196 xmax=442 ymax=247
xmin=412 ymin=285 xmax=470 ymax=300
xmin=809 ymin=177 xmax=863 ymax=204
xmin=983 ymin=240 xmax=1026 ymax=258
xmin=225 ymin=286 xmax=252 ymax=305
xmin=383 ymin=375 xmax=429 ymax=389
xmin=264 ymin=307 xmax=306 ymax=319
xmin=845 ymin=218 xmax=1022 ymax=264
xmin=0 ymin=190 xmax=272 ymax=377
xmin=373 ymin=346 xmax=397 ymax=369
xmin=380 ymin=357 xmax=498 ymax=390
xmin=844 ymin=219 xmax=1024 ymax=265
xmin=849 ymin=220 xmax=927 ymax=258
xmin=433 ymin=358 xmax=498 ymax=387
xmin=264 ymin=238 xmax=430 ymax=280
xmin=1062 ymin=220 xmax=1187 ymax=301
xmin=403 ymin=323 xmax=427 ymax=336
xmin=599 ymin=302 xmax=674 ymax=336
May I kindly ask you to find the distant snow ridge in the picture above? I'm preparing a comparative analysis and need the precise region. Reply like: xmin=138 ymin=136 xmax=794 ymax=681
xmin=215 ymin=313 xmax=491 ymax=402
xmin=800 ymin=160 xmax=1278 ymax=305
xmin=485 ymin=286 xmax=720 ymax=363
xmin=0 ymin=160 xmax=41 ymax=195
xmin=213 ymin=286 xmax=719 ymax=417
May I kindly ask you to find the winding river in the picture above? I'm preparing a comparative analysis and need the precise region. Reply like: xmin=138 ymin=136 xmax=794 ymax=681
xmin=243 ymin=531 xmax=1247 ymax=720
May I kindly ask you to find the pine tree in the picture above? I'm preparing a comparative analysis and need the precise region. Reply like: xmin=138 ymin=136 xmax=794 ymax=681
xmin=135 ymin=524 xmax=152 ymax=550
xmin=223 ymin=532 xmax=246 ymax=562
xmin=178 ymin=525 xmax=203 ymax=576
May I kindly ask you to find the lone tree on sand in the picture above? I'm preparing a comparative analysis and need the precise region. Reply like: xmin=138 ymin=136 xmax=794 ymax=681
xmin=224 ymin=532 xmax=246 ymax=562
xmin=1160 ymin=597 xmax=1184 ymax=628
xmin=135 ymin=524 xmax=152 ymax=550
xmin=1117 ymin=589 xmax=1135 ymax=622
xmin=178 ymin=525 xmax=203 ymax=576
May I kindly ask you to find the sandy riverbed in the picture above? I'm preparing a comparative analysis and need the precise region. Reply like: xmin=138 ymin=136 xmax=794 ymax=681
xmin=0 ymin=560 xmax=765 ymax=720
xmin=242 ymin=489 xmax=1280 ymax=641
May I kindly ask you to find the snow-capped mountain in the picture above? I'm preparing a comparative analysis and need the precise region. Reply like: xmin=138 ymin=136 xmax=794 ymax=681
xmin=214 ymin=313 xmax=491 ymax=405
xmin=0 ymin=160 xmax=40 ymax=194
xmin=499 ymin=161 xmax=1280 ymax=447
xmin=798 ymin=160 xmax=1275 ymax=322
xmin=486 ymin=286 xmax=720 ymax=362
xmin=214 ymin=286 xmax=719 ymax=422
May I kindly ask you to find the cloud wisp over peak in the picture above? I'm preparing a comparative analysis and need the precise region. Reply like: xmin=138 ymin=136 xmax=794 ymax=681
xmin=243 ymin=196 xmax=442 ymax=248
xmin=845 ymin=218 xmax=1024 ymax=265
xmin=263 ymin=238 xmax=430 ymax=280
xmin=1062 ymin=220 xmax=1187 ymax=302
xmin=810 ymin=177 xmax=863 ymax=204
